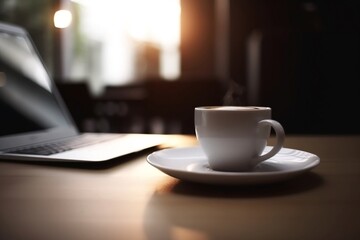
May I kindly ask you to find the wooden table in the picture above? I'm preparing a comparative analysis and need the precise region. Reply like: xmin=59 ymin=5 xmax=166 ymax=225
xmin=1 ymin=135 xmax=359 ymax=240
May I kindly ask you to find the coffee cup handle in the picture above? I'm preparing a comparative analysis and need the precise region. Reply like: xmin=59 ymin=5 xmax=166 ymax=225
xmin=255 ymin=119 xmax=285 ymax=165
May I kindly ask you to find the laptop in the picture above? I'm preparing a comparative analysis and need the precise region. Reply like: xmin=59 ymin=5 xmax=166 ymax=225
xmin=0 ymin=22 xmax=164 ymax=162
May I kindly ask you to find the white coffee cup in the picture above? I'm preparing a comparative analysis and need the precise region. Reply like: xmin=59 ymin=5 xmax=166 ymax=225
xmin=195 ymin=106 xmax=285 ymax=172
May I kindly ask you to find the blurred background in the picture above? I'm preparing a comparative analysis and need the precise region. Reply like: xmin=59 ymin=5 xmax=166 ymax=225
xmin=0 ymin=0 xmax=359 ymax=135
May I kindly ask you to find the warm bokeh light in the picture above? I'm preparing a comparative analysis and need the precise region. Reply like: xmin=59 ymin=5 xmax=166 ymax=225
xmin=126 ymin=0 xmax=181 ymax=47
xmin=72 ymin=0 xmax=180 ymax=46
xmin=68 ymin=0 xmax=180 ymax=88
xmin=124 ymin=0 xmax=181 ymax=79
xmin=54 ymin=10 xmax=72 ymax=28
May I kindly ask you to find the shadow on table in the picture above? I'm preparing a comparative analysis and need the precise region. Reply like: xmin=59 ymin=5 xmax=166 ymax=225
xmin=144 ymin=172 xmax=324 ymax=239
xmin=162 ymin=171 xmax=324 ymax=198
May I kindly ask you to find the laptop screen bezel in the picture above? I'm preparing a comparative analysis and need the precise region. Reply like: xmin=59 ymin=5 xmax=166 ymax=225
xmin=0 ymin=22 xmax=79 ymax=151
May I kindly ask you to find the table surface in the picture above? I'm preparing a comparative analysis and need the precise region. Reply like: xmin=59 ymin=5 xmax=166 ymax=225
xmin=1 ymin=134 xmax=360 ymax=240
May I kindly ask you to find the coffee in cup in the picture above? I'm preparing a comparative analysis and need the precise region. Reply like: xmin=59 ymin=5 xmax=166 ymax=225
xmin=195 ymin=106 xmax=285 ymax=172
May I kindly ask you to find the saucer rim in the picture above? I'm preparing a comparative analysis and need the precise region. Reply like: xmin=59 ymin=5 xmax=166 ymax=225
xmin=146 ymin=146 xmax=320 ymax=185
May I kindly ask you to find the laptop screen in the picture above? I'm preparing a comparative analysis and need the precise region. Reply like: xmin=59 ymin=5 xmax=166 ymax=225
xmin=0 ymin=23 xmax=78 ymax=150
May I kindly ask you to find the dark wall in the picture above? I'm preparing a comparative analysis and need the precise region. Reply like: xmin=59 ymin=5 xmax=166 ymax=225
xmin=230 ymin=0 xmax=360 ymax=134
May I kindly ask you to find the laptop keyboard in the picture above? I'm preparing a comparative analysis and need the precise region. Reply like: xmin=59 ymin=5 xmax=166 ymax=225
xmin=6 ymin=134 xmax=119 ymax=156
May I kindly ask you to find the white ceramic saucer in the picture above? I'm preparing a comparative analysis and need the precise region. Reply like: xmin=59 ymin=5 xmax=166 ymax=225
xmin=147 ymin=146 xmax=320 ymax=185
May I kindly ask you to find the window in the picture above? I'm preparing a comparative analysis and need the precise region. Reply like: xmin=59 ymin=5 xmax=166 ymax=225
xmin=58 ymin=0 xmax=181 ymax=95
